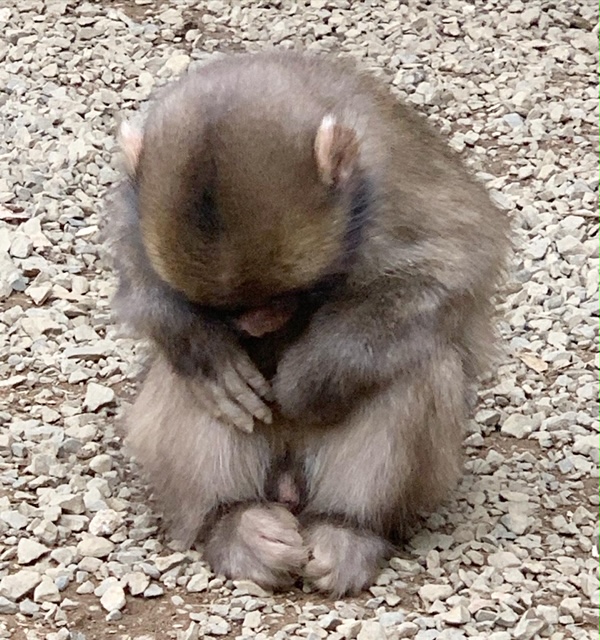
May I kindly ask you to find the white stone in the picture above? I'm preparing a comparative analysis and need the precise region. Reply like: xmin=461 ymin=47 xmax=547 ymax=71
xmin=100 ymin=583 xmax=126 ymax=612
xmin=501 ymin=414 xmax=532 ymax=439
xmin=33 ymin=576 xmax=61 ymax=603
xmin=89 ymin=509 xmax=123 ymax=536
xmin=77 ymin=535 xmax=115 ymax=558
xmin=418 ymin=583 xmax=453 ymax=603
xmin=17 ymin=538 xmax=49 ymax=565
xmin=83 ymin=382 xmax=115 ymax=412
xmin=0 ymin=570 xmax=42 ymax=601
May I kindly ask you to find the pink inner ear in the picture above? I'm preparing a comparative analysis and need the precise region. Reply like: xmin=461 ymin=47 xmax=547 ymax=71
xmin=118 ymin=121 xmax=144 ymax=175
xmin=314 ymin=115 xmax=359 ymax=187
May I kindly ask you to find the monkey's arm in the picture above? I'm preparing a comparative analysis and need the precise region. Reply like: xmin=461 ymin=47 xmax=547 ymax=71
xmin=121 ymin=282 xmax=272 ymax=433
xmin=105 ymin=185 xmax=272 ymax=433
xmin=273 ymin=282 xmax=450 ymax=425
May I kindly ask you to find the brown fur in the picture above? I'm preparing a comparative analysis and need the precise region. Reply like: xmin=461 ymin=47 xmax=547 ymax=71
xmin=105 ymin=50 xmax=509 ymax=596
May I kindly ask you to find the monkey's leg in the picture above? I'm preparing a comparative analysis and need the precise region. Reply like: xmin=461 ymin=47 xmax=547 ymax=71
xmin=301 ymin=349 xmax=465 ymax=596
xmin=126 ymin=357 xmax=306 ymax=587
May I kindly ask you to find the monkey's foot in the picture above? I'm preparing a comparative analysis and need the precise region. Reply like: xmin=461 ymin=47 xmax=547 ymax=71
xmin=203 ymin=504 xmax=308 ymax=589
xmin=303 ymin=523 xmax=388 ymax=596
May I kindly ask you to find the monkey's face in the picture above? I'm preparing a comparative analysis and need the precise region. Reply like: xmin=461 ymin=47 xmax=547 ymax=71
xmin=123 ymin=104 xmax=363 ymax=337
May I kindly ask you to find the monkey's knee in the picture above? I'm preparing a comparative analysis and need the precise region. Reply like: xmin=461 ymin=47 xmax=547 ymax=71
xmin=203 ymin=503 xmax=308 ymax=589
xmin=303 ymin=522 xmax=389 ymax=596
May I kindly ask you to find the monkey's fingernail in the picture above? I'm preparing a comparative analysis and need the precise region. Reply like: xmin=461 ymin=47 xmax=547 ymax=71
xmin=251 ymin=402 xmax=272 ymax=422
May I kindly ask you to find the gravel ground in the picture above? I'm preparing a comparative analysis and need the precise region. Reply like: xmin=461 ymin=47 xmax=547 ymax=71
xmin=0 ymin=0 xmax=598 ymax=639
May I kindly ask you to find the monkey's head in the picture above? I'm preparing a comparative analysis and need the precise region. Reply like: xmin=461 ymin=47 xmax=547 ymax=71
xmin=120 ymin=67 xmax=368 ymax=337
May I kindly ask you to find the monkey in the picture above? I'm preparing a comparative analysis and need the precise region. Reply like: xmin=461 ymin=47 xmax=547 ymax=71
xmin=104 ymin=50 xmax=509 ymax=596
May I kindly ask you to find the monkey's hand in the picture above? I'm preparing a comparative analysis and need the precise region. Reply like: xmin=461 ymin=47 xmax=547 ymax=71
xmin=273 ymin=285 xmax=444 ymax=426
xmin=184 ymin=345 xmax=274 ymax=434
xmin=125 ymin=289 xmax=273 ymax=433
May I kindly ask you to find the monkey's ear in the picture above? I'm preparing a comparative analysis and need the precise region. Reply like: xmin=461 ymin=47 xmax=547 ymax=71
xmin=314 ymin=114 xmax=359 ymax=188
xmin=118 ymin=120 xmax=144 ymax=176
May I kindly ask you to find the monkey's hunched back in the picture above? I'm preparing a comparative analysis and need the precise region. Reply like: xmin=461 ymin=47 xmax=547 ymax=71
xmin=108 ymin=51 xmax=509 ymax=597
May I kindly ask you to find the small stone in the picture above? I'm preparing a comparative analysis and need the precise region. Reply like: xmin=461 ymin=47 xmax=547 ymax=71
xmin=488 ymin=551 xmax=521 ymax=569
xmin=357 ymin=620 xmax=386 ymax=640
xmin=338 ymin=621 xmax=362 ymax=639
xmin=573 ymin=434 xmax=599 ymax=456
xmin=501 ymin=414 xmax=532 ymax=438
xmin=179 ymin=623 xmax=200 ymax=640
xmin=162 ymin=53 xmax=191 ymax=75
xmin=379 ymin=612 xmax=404 ymax=627
xmin=1 ymin=511 xmax=28 ymax=529
xmin=19 ymin=598 xmax=40 ymax=616
xmin=41 ymin=62 xmax=58 ymax=78
xmin=89 ymin=509 xmax=123 ymax=536
xmin=0 ymin=570 xmax=42 ymax=601
xmin=83 ymin=382 xmax=115 ymax=412
xmin=419 ymin=584 xmax=453 ymax=603
xmin=52 ymin=493 xmax=85 ymax=514
xmin=9 ymin=234 xmax=32 ymax=258
xmin=77 ymin=535 xmax=115 ymax=558
xmin=56 ymin=575 xmax=70 ymax=591
xmin=33 ymin=576 xmax=61 ymax=603
xmin=571 ymin=30 xmax=600 ymax=53
xmin=442 ymin=605 xmax=471 ymax=625
xmin=243 ymin=610 xmax=262 ymax=629
xmin=17 ymin=538 xmax=49 ymax=564
xmin=559 ymin=597 xmax=582 ymax=621
xmin=125 ymin=572 xmax=150 ymax=596
xmin=233 ymin=579 xmax=269 ymax=596
xmin=26 ymin=283 xmax=52 ymax=305
xmin=0 ymin=596 xmax=17 ymax=614
xmin=143 ymin=583 xmax=164 ymax=598
xmin=503 ymin=113 xmax=524 ymax=128
xmin=513 ymin=610 xmax=546 ymax=640
xmin=77 ymin=581 xmax=95 ymax=595
xmin=207 ymin=615 xmax=231 ymax=635
xmin=556 ymin=235 xmax=582 ymax=255
xmin=536 ymin=604 xmax=559 ymax=625
xmin=396 ymin=622 xmax=419 ymax=638
xmin=154 ymin=552 xmax=186 ymax=573
xmin=186 ymin=572 xmax=209 ymax=593
xmin=100 ymin=583 xmax=126 ymax=612
xmin=89 ymin=454 xmax=113 ymax=473
xmin=500 ymin=504 xmax=531 ymax=535
xmin=474 ymin=409 xmax=501 ymax=426
xmin=320 ymin=613 xmax=343 ymax=630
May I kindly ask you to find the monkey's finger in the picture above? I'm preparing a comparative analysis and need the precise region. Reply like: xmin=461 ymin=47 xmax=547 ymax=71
xmin=188 ymin=379 xmax=255 ymax=433
xmin=234 ymin=358 xmax=274 ymax=401
xmin=222 ymin=369 xmax=273 ymax=425
xmin=210 ymin=383 xmax=257 ymax=433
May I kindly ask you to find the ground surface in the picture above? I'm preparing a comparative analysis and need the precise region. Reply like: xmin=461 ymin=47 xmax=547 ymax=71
xmin=0 ymin=1 xmax=598 ymax=639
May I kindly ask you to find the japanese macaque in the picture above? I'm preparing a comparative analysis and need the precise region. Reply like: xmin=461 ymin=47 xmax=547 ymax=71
xmin=105 ymin=50 xmax=508 ymax=596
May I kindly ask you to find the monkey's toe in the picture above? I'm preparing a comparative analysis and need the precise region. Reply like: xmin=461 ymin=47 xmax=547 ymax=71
xmin=203 ymin=504 xmax=308 ymax=590
xmin=303 ymin=523 xmax=388 ymax=597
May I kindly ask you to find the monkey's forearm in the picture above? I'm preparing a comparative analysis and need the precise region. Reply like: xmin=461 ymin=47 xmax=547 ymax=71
xmin=113 ymin=273 xmax=216 ymax=376
xmin=113 ymin=275 xmax=273 ymax=432
xmin=273 ymin=286 xmax=449 ymax=424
